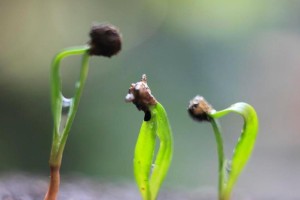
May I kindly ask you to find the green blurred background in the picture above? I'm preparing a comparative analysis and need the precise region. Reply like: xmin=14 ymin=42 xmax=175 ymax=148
xmin=0 ymin=0 xmax=299 ymax=198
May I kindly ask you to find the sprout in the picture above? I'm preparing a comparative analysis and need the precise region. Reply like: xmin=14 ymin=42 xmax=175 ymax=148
xmin=44 ymin=23 xmax=122 ymax=200
xmin=126 ymin=74 xmax=173 ymax=200
xmin=188 ymin=96 xmax=259 ymax=200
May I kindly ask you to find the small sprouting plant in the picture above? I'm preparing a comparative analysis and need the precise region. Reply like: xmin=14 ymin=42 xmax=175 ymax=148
xmin=125 ymin=74 xmax=173 ymax=200
xmin=44 ymin=24 xmax=122 ymax=200
xmin=188 ymin=96 xmax=259 ymax=200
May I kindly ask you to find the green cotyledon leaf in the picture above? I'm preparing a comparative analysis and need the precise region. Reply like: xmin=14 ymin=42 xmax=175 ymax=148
xmin=133 ymin=105 xmax=157 ymax=200
xmin=134 ymin=103 xmax=173 ymax=200
xmin=149 ymin=102 xmax=173 ymax=200
xmin=210 ymin=102 xmax=259 ymax=199
xmin=127 ymin=75 xmax=173 ymax=200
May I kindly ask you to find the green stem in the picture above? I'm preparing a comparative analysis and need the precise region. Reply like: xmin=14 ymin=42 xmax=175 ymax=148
xmin=46 ymin=46 xmax=90 ymax=200
xmin=210 ymin=103 xmax=259 ymax=200
xmin=49 ymin=45 xmax=90 ymax=166
xmin=58 ymin=52 xmax=90 ymax=157
xmin=210 ymin=118 xmax=226 ymax=200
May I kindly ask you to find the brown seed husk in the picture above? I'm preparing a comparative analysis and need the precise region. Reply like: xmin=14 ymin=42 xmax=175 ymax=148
xmin=125 ymin=74 xmax=157 ymax=115
xmin=88 ymin=23 xmax=122 ymax=57
xmin=188 ymin=95 xmax=213 ymax=122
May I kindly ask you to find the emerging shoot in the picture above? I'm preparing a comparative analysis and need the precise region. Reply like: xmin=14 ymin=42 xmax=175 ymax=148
xmin=45 ymin=23 xmax=122 ymax=200
xmin=125 ymin=74 xmax=173 ymax=200
xmin=188 ymin=95 xmax=259 ymax=200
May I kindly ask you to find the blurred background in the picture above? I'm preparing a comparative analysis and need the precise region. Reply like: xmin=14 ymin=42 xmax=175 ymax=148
xmin=0 ymin=0 xmax=299 ymax=198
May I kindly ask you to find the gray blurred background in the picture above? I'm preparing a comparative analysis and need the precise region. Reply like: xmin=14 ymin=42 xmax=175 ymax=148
xmin=0 ymin=0 xmax=299 ymax=198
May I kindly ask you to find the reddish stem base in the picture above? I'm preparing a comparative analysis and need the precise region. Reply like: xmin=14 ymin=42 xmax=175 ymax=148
xmin=44 ymin=166 xmax=60 ymax=200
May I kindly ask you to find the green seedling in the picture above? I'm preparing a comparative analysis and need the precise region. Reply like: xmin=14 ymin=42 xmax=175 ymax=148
xmin=44 ymin=24 xmax=122 ymax=200
xmin=188 ymin=96 xmax=259 ymax=200
xmin=125 ymin=74 xmax=173 ymax=200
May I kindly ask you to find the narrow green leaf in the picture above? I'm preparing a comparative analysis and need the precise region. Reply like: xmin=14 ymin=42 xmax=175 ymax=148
xmin=134 ymin=105 xmax=157 ymax=200
xmin=133 ymin=103 xmax=173 ymax=200
xmin=210 ymin=103 xmax=259 ymax=199
xmin=150 ymin=103 xmax=173 ymax=200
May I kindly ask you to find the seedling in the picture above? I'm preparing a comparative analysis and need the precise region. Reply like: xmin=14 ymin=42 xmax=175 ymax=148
xmin=44 ymin=24 xmax=122 ymax=200
xmin=188 ymin=96 xmax=259 ymax=200
xmin=125 ymin=74 xmax=173 ymax=200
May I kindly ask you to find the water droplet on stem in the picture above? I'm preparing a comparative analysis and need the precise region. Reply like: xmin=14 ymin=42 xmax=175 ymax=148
xmin=62 ymin=96 xmax=72 ymax=114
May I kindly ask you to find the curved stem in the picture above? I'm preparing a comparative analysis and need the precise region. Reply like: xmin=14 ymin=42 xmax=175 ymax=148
xmin=210 ymin=118 xmax=226 ymax=200
xmin=45 ymin=45 xmax=90 ymax=200
xmin=210 ymin=103 xmax=259 ymax=200
xmin=58 ymin=52 xmax=90 ymax=157
xmin=51 ymin=46 xmax=90 ymax=134
xmin=49 ymin=45 xmax=90 ymax=165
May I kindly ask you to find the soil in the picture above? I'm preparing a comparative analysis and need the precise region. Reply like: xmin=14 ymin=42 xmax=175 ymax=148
xmin=0 ymin=173 xmax=289 ymax=200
